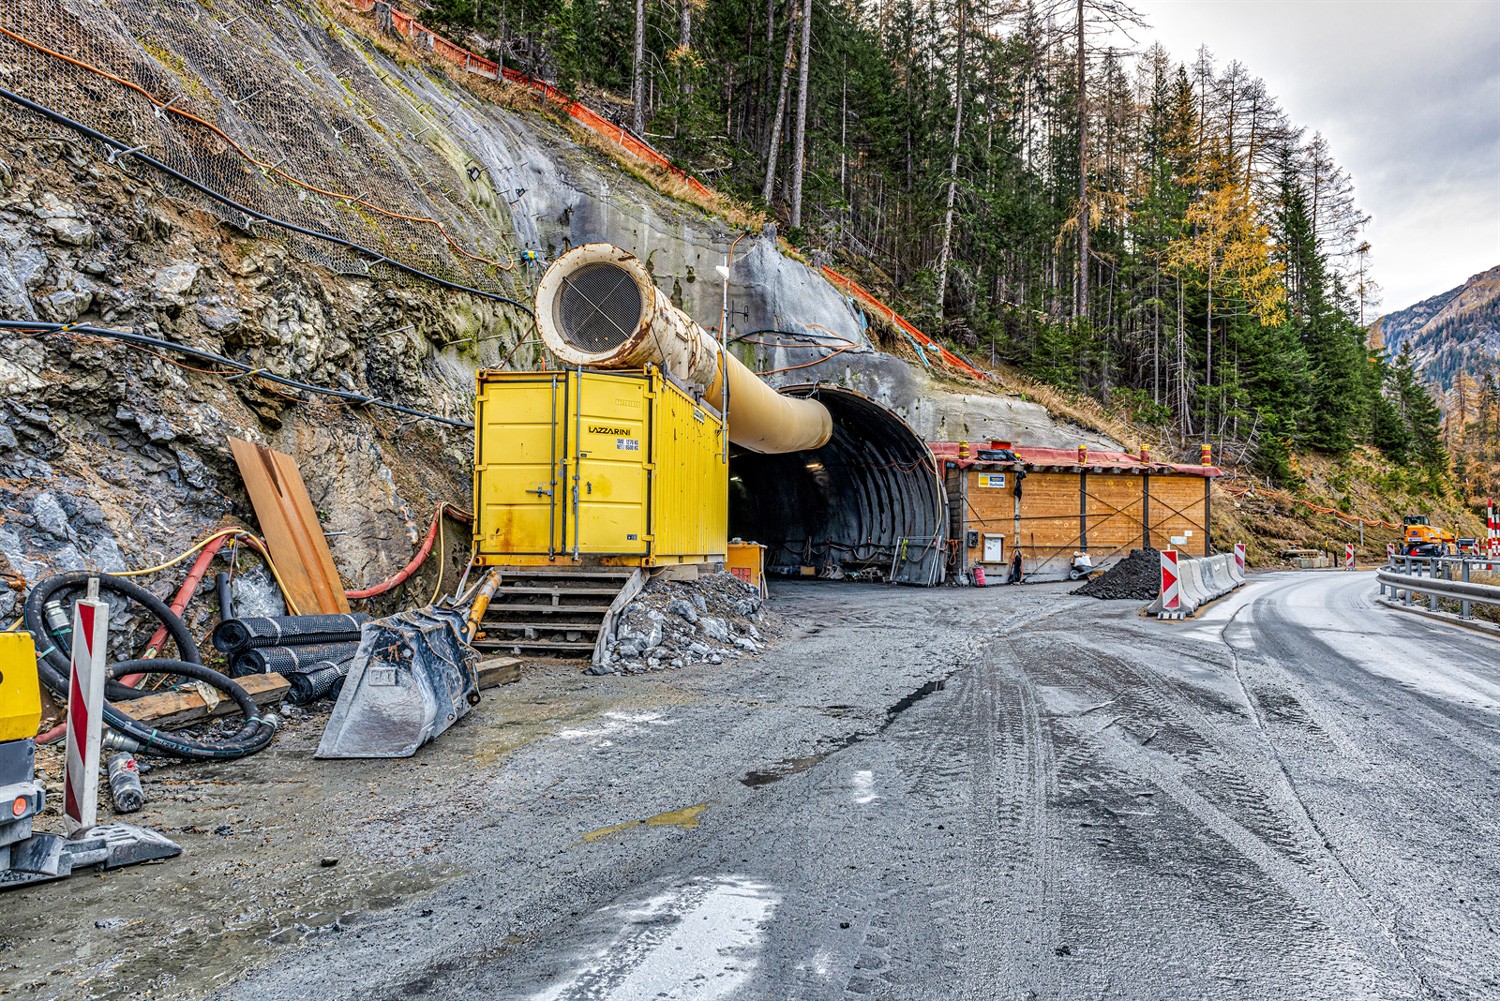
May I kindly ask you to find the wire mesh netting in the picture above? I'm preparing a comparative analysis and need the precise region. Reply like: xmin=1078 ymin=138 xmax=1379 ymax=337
xmin=0 ymin=0 xmax=529 ymax=305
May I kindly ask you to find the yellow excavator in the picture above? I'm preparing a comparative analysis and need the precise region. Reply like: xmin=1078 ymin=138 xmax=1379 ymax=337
xmin=1402 ymin=514 xmax=1455 ymax=557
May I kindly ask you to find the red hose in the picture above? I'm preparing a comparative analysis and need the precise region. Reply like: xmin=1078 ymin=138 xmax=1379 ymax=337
xmin=345 ymin=504 xmax=473 ymax=599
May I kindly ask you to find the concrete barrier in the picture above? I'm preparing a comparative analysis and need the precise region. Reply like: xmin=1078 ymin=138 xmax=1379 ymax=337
xmin=1148 ymin=552 xmax=1244 ymax=618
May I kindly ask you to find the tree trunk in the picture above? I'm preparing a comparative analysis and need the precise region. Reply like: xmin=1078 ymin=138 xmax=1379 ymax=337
xmin=935 ymin=0 xmax=968 ymax=320
xmin=788 ymin=0 xmax=814 ymax=229
xmin=632 ymin=0 xmax=646 ymax=134
xmin=1075 ymin=0 xmax=1089 ymax=324
xmin=761 ymin=0 xmax=799 ymax=205
xmin=678 ymin=0 xmax=694 ymax=102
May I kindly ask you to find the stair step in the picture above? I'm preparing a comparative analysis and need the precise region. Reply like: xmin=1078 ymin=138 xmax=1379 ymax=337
xmin=482 ymin=621 xmax=602 ymax=633
xmin=485 ymin=603 xmax=615 ymax=615
xmin=472 ymin=639 xmax=598 ymax=654
xmin=496 ymin=585 xmax=626 ymax=596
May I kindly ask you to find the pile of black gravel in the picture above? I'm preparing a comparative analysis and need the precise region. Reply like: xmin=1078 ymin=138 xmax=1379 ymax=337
xmin=1072 ymin=547 xmax=1162 ymax=600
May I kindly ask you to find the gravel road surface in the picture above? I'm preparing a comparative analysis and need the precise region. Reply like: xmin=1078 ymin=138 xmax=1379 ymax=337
xmin=5 ymin=571 xmax=1497 ymax=1000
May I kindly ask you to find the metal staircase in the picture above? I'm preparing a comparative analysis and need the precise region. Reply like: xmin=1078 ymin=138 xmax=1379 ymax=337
xmin=470 ymin=568 xmax=637 ymax=659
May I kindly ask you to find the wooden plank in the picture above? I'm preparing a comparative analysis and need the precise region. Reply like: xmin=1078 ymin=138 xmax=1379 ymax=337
xmin=123 ymin=672 xmax=290 ymax=729
xmin=591 ymin=568 xmax=644 ymax=667
xmin=230 ymin=438 xmax=351 ymax=614
xmin=478 ymin=656 xmax=522 ymax=689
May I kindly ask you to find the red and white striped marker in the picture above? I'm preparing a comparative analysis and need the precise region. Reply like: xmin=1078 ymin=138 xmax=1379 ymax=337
xmin=1233 ymin=542 xmax=1246 ymax=574
xmin=1488 ymin=498 xmax=1498 ymax=556
xmin=1160 ymin=550 xmax=1180 ymax=611
xmin=1387 ymin=542 xmax=1396 ymax=560
xmin=1345 ymin=543 xmax=1355 ymax=570
xmin=63 ymin=580 xmax=109 ymax=838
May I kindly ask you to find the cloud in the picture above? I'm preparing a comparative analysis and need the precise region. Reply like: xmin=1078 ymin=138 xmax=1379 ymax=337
xmin=1117 ymin=0 xmax=1500 ymax=312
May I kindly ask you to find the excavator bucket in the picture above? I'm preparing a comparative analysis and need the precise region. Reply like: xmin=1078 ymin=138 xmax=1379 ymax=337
xmin=316 ymin=607 xmax=480 ymax=759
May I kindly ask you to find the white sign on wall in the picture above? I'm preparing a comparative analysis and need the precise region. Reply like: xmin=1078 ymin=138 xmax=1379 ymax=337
xmin=977 ymin=473 xmax=1006 ymax=488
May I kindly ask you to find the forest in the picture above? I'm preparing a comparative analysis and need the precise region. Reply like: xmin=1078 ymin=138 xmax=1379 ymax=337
xmin=419 ymin=0 xmax=1452 ymax=489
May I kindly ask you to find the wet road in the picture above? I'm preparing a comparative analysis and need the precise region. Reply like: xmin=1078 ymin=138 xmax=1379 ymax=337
xmin=215 ymin=571 xmax=1500 ymax=1001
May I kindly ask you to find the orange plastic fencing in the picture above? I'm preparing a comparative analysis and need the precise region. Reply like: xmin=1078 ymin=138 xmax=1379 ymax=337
xmin=820 ymin=267 xmax=989 ymax=381
xmin=1218 ymin=481 xmax=1403 ymax=530
xmin=345 ymin=0 xmax=713 ymax=199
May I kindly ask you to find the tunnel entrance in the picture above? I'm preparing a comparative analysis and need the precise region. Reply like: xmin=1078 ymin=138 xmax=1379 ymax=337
xmin=728 ymin=386 xmax=946 ymax=585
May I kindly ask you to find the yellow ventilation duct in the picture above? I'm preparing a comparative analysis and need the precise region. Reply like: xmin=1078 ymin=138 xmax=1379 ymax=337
xmin=534 ymin=243 xmax=833 ymax=454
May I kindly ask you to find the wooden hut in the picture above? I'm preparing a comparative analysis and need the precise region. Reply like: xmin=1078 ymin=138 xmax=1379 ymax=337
xmin=930 ymin=441 xmax=1222 ymax=581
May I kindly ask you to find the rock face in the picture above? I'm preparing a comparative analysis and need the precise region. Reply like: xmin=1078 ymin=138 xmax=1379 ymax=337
xmin=1370 ymin=265 xmax=1500 ymax=389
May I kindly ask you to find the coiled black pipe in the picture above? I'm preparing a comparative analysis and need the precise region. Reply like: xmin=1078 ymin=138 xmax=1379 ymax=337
xmin=232 ymin=641 xmax=360 ymax=678
xmin=102 ymin=661 xmax=277 ymax=761
xmin=287 ymin=663 xmax=348 ymax=705
xmin=25 ymin=571 xmax=199 ymax=703
xmin=24 ymin=572 xmax=276 ymax=760
xmin=0 ymin=85 xmax=534 ymax=316
xmin=212 ymin=614 xmax=368 ymax=655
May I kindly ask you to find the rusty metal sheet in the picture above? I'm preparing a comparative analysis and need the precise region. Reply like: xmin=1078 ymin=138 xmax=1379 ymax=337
xmin=229 ymin=438 xmax=351 ymax=615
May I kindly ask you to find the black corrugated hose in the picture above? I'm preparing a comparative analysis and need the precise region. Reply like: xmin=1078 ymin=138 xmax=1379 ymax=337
xmin=24 ymin=572 xmax=277 ymax=760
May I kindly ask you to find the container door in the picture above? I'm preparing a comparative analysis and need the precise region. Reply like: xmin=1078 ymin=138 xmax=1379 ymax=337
xmin=475 ymin=374 xmax=565 ymax=557
xmin=569 ymin=372 xmax=650 ymax=556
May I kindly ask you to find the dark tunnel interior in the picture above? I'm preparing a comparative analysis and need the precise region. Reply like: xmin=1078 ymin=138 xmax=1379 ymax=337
xmin=728 ymin=386 xmax=946 ymax=585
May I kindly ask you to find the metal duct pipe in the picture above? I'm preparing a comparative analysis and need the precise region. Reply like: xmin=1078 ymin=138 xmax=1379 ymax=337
xmin=534 ymin=243 xmax=833 ymax=454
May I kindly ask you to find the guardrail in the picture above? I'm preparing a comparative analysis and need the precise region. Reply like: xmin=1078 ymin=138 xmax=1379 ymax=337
xmin=1377 ymin=556 xmax=1500 ymax=620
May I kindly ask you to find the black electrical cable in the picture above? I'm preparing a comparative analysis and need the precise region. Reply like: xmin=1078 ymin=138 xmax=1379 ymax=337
xmin=25 ymin=571 xmax=199 ymax=702
xmin=0 ymin=319 xmax=476 ymax=429
xmin=23 ymin=572 xmax=276 ymax=760
xmin=0 ymin=86 xmax=534 ymax=315
xmin=102 ymin=661 xmax=277 ymax=761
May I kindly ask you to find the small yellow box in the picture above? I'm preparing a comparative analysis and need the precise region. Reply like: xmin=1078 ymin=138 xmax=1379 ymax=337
xmin=727 ymin=542 xmax=767 ymax=593
xmin=0 ymin=631 xmax=42 ymax=743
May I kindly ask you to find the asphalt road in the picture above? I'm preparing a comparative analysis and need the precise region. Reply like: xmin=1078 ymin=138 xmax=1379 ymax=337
xmin=12 ymin=570 xmax=1497 ymax=1000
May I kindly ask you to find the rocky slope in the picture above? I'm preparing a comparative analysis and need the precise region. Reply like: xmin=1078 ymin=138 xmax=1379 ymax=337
xmin=0 ymin=0 xmax=1117 ymax=625
xmin=1370 ymin=264 xmax=1500 ymax=388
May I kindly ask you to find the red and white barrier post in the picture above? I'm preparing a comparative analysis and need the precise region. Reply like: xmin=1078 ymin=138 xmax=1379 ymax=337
xmin=1344 ymin=543 xmax=1355 ymax=571
xmin=1233 ymin=542 xmax=1246 ymax=575
xmin=1160 ymin=549 xmax=1180 ymax=614
xmin=1387 ymin=542 xmax=1396 ymax=562
xmin=1488 ymin=497 xmax=1498 ymax=557
xmin=63 ymin=578 xmax=109 ymax=837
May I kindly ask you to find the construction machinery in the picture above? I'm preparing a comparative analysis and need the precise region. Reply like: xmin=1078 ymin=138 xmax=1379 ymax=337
xmin=0 ymin=631 xmax=179 ymax=889
xmin=1402 ymin=514 xmax=1455 ymax=557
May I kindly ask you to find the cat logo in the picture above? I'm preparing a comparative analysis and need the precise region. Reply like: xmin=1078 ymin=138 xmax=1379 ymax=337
xmin=588 ymin=424 xmax=631 ymax=436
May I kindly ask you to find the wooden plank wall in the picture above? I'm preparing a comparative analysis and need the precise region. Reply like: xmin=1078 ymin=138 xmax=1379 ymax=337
xmin=1148 ymin=475 xmax=1209 ymax=556
xmin=1086 ymin=475 xmax=1146 ymax=557
xmin=955 ymin=468 xmax=1211 ymax=575
xmin=961 ymin=470 xmax=1014 ymax=566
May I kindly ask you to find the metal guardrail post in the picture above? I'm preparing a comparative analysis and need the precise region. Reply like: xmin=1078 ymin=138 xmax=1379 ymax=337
xmin=1462 ymin=561 xmax=1472 ymax=619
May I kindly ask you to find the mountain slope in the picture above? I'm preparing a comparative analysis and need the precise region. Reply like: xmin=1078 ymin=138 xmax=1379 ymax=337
xmin=1371 ymin=265 xmax=1500 ymax=387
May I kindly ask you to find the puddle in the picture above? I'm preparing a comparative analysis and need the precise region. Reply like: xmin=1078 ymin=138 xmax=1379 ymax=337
xmin=528 ymin=875 xmax=777 ymax=1001
xmin=740 ymin=676 xmax=951 ymax=787
xmin=580 ymin=803 xmax=710 ymax=842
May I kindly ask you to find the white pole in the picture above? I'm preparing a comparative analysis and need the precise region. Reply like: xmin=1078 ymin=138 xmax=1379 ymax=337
xmin=63 ymin=578 xmax=109 ymax=837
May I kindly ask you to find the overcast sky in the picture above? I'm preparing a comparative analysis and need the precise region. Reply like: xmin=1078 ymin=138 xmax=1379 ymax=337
xmin=1115 ymin=0 xmax=1500 ymax=316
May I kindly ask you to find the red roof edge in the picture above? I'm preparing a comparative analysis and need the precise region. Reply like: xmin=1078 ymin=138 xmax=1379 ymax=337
xmin=927 ymin=441 xmax=1222 ymax=478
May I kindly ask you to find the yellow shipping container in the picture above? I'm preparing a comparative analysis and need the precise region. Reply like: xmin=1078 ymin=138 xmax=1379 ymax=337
xmin=474 ymin=368 xmax=727 ymax=567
